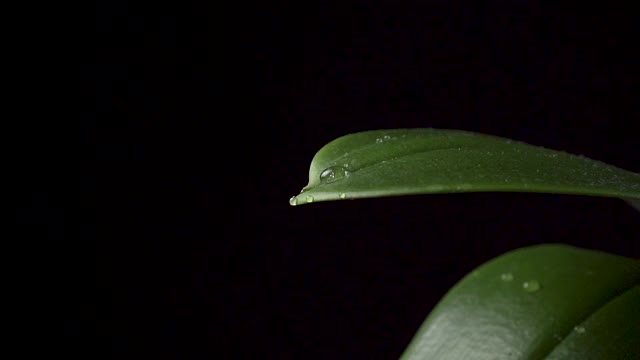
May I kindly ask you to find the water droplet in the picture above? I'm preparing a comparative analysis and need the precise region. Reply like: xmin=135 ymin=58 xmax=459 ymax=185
xmin=522 ymin=280 xmax=540 ymax=292
xmin=289 ymin=196 xmax=298 ymax=206
xmin=339 ymin=193 xmax=346 ymax=199
xmin=574 ymin=326 xmax=586 ymax=334
xmin=383 ymin=135 xmax=391 ymax=140
xmin=319 ymin=166 xmax=347 ymax=184
xmin=375 ymin=138 xmax=383 ymax=144
xmin=500 ymin=273 xmax=514 ymax=282
xmin=305 ymin=196 xmax=314 ymax=203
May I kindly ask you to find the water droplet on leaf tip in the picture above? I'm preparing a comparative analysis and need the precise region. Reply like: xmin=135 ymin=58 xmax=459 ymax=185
xmin=522 ymin=280 xmax=540 ymax=293
xmin=500 ymin=273 xmax=513 ymax=281
xmin=289 ymin=196 xmax=298 ymax=206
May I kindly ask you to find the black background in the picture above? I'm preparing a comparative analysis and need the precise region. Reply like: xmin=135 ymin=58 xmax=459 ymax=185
xmin=97 ymin=2 xmax=640 ymax=359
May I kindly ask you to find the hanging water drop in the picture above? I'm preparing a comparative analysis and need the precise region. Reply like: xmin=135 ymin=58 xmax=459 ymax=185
xmin=319 ymin=166 xmax=347 ymax=184
xmin=522 ymin=280 xmax=541 ymax=293
xmin=289 ymin=196 xmax=298 ymax=206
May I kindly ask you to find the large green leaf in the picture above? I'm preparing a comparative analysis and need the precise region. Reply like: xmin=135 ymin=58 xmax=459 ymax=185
xmin=400 ymin=244 xmax=640 ymax=360
xmin=289 ymin=129 xmax=640 ymax=205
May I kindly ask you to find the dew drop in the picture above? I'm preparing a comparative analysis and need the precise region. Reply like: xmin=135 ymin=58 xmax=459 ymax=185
xmin=289 ymin=196 xmax=298 ymax=206
xmin=522 ymin=280 xmax=540 ymax=293
xmin=383 ymin=135 xmax=391 ymax=140
xmin=305 ymin=195 xmax=314 ymax=203
xmin=574 ymin=326 xmax=586 ymax=334
xmin=339 ymin=193 xmax=346 ymax=199
xmin=319 ymin=166 xmax=347 ymax=184
xmin=500 ymin=273 xmax=514 ymax=282
xmin=376 ymin=138 xmax=383 ymax=144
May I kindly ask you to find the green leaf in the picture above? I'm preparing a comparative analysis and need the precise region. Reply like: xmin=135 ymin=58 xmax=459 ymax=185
xmin=400 ymin=244 xmax=640 ymax=360
xmin=289 ymin=129 xmax=640 ymax=205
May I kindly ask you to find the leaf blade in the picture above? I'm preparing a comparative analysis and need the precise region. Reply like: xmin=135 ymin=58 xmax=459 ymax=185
xmin=290 ymin=129 xmax=640 ymax=205
xmin=399 ymin=244 xmax=640 ymax=360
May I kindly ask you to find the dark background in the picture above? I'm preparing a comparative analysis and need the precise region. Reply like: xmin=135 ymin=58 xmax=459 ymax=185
xmin=97 ymin=2 xmax=640 ymax=359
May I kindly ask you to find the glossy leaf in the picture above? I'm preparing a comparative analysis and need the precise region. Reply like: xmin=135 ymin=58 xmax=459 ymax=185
xmin=289 ymin=129 xmax=640 ymax=205
xmin=400 ymin=244 xmax=640 ymax=360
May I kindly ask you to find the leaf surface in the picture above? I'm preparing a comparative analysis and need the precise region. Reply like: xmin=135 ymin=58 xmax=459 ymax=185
xmin=290 ymin=129 xmax=640 ymax=205
xmin=400 ymin=245 xmax=640 ymax=360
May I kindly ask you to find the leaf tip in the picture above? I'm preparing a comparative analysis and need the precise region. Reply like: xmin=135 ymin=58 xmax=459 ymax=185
xmin=289 ymin=193 xmax=316 ymax=206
